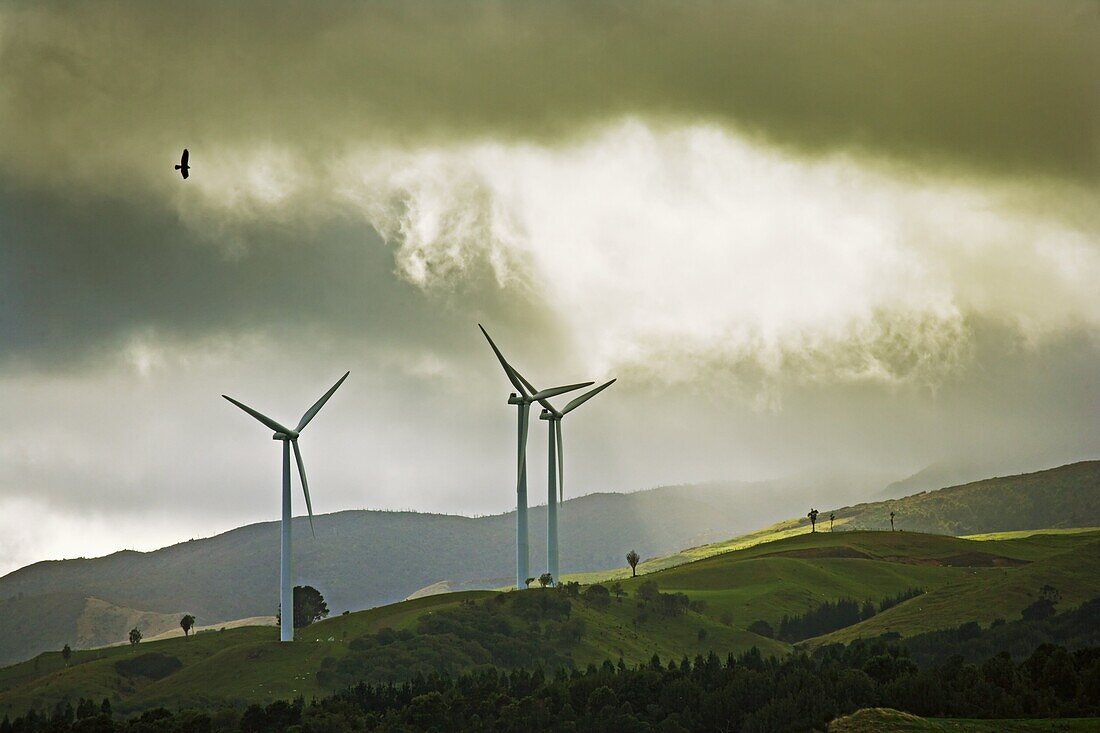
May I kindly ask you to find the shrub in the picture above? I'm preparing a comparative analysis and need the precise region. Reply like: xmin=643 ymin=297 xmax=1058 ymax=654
xmin=748 ymin=620 xmax=775 ymax=639
xmin=582 ymin=584 xmax=611 ymax=608
xmin=114 ymin=653 xmax=183 ymax=680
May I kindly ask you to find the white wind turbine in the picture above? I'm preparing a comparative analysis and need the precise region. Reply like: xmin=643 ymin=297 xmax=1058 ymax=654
xmin=223 ymin=371 xmax=349 ymax=642
xmin=479 ymin=325 xmax=592 ymax=590
xmin=537 ymin=379 xmax=615 ymax=585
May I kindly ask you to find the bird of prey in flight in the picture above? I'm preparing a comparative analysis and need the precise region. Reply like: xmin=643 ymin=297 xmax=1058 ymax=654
xmin=175 ymin=149 xmax=190 ymax=179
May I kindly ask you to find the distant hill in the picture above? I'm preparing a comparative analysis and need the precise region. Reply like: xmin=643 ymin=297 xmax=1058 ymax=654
xmin=0 ymin=593 xmax=182 ymax=669
xmin=846 ymin=460 xmax=1100 ymax=535
xmin=596 ymin=461 xmax=1100 ymax=581
xmin=878 ymin=458 xmax=1007 ymax=500
xmin=0 ymin=474 xmax=873 ymax=666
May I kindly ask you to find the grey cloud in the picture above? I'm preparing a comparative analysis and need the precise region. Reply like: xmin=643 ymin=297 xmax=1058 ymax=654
xmin=0 ymin=181 xmax=557 ymax=369
xmin=0 ymin=1 xmax=1096 ymax=193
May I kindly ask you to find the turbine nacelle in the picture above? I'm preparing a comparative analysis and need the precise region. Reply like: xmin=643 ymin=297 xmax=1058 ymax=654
xmin=271 ymin=431 xmax=299 ymax=440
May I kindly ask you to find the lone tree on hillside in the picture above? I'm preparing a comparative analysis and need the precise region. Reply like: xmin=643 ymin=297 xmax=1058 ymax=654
xmin=180 ymin=614 xmax=195 ymax=637
xmin=611 ymin=582 xmax=625 ymax=603
xmin=830 ymin=513 xmax=835 ymax=531
xmin=538 ymin=572 xmax=553 ymax=588
xmin=524 ymin=577 xmax=535 ymax=589
xmin=626 ymin=549 xmax=640 ymax=577
xmin=128 ymin=628 xmax=142 ymax=646
xmin=808 ymin=508 xmax=819 ymax=532
xmin=61 ymin=644 xmax=72 ymax=665
xmin=890 ymin=511 xmax=896 ymax=531
xmin=276 ymin=585 xmax=330 ymax=628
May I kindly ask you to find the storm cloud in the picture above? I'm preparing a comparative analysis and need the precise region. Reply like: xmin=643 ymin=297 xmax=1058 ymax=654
xmin=1 ymin=1 xmax=1097 ymax=190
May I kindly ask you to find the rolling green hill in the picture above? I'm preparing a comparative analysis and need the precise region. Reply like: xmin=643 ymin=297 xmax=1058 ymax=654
xmin=571 ymin=461 xmax=1100 ymax=584
xmin=2 ymin=525 xmax=1097 ymax=718
xmin=0 ymin=587 xmax=784 ymax=717
xmin=0 ymin=473 xmax=873 ymax=666
xmin=604 ymin=529 xmax=1100 ymax=642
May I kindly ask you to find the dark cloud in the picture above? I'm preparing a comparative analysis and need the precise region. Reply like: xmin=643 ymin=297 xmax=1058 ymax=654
xmin=0 ymin=180 xmax=556 ymax=369
xmin=1 ymin=1 xmax=1096 ymax=191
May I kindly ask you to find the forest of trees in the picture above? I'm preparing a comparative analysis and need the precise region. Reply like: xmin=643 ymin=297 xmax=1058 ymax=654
xmin=770 ymin=588 xmax=924 ymax=642
xmin=4 ymin=635 xmax=1098 ymax=732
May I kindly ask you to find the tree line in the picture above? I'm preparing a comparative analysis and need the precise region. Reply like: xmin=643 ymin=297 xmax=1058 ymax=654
xmin=752 ymin=587 xmax=924 ymax=642
xmin=4 ymin=631 xmax=1098 ymax=732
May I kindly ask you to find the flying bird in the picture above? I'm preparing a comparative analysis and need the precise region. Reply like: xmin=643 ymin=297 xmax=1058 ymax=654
xmin=175 ymin=149 xmax=189 ymax=179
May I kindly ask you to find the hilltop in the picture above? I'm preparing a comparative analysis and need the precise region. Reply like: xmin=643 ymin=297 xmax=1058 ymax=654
xmin=585 ymin=460 xmax=1100 ymax=582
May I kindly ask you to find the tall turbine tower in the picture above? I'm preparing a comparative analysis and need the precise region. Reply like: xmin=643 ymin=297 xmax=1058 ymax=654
xmin=479 ymin=325 xmax=592 ymax=589
xmin=223 ymin=371 xmax=349 ymax=642
xmin=537 ymin=379 xmax=615 ymax=585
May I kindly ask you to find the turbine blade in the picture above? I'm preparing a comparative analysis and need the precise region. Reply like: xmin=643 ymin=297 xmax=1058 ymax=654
xmin=292 ymin=439 xmax=315 ymax=538
xmin=561 ymin=379 xmax=616 ymax=415
xmin=556 ymin=420 xmax=564 ymax=504
xmin=532 ymin=382 xmax=594 ymax=402
xmin=478 ymin=324 xmax=529 ymax=397
xmin=513 ymin=368 xmax=537 ymax=397
xmin=222 ymin=395 xmax=293 ymax=435
xmin=296 ymin=371 xmax=350 ymax=433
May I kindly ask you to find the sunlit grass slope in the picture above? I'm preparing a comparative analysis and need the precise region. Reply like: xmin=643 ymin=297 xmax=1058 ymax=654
xmin=814 ymin=535 xmax=1100 ymax=645
xmin=569 ymin=460 xmax=1100 ymax=584
xmin=612 ymin=530 xmax=1050 ymax=631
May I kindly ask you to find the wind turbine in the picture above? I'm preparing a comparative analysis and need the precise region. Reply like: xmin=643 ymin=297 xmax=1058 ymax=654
xmin=537 ymin=379 xmax=615 ymax=585
xmin=223 ymin=371 xmax=349 ymax=642
xmin=478 ymin=325 xmax=592 ymax=590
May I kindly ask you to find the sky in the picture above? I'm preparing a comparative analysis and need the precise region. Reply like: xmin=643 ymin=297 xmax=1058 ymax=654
xmin=0 ymin=1 xmax=1098 ymax=575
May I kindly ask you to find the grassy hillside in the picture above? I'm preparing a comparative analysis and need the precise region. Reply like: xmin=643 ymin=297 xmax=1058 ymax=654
xmin=0 ymin=475 xmax=873 ymax=666
xmin=0 ymin=594 xmax=183 ymax=670
xmin=3 ymin=526 xmax=1098 ymax=718
xmin=813 ymin=535 xmax=1100 ymax=645
xmin=607 ymin=530 xmax=1100 ymax=635
xmin=0 ymin=586 xmax=784 ymax=717
xmin=571 ymin=461 xmax=1100 ymax=584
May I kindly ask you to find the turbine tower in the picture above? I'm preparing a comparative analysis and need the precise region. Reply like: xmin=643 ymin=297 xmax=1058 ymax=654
xmin=479 ymin=325 xmax=592 ymax=590
xmin=223 ymin=371 xmax=349 ymax=642
xmin=538 ymin=379 xmax=615 ymax=585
